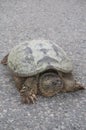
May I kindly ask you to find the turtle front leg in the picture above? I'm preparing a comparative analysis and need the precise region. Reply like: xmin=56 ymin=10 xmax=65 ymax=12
xmin=59 ymin=72 xmax=85 ymax=93
xmin=1 ymin=54 xmax=9 ymax=65
xmin=20 ymin=77 xmax=38 ymax=104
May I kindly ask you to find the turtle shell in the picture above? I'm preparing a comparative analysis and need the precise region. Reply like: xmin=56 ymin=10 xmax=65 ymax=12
xmin=8 ymin=40 xmax=73 ymax=77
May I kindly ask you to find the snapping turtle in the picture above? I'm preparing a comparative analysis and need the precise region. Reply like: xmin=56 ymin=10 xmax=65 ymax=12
xmin=1 ymin=40 xmax=84 ymax=103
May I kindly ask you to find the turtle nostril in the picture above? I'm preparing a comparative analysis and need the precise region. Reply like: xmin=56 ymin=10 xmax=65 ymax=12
xmin=52 ymin=81 xmax=57 ymax=85
xmin=52 ymin=79 xmax=62 ymax=86
xmin=52 ymin=81 xmax=58 ymax=86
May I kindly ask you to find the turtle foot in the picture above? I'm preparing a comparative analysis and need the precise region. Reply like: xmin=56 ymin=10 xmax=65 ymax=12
xmin=61 ymin=82 xmax=85 ymax=93
xmin=74 ymin=82 xmax=85 ymax=91
xmin=1 ymin=54 xmax=9 ymax=65
xmin=20 ymin=86 xmax=37 ymax=104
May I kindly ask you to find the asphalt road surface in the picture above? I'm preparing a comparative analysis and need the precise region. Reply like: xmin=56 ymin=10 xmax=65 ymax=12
xmin=0 ymin=0 xmax=86 ymax=130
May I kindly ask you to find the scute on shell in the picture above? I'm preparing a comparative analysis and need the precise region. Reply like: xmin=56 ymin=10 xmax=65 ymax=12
xmin=8 ymin=40 xmax=73 ymax=77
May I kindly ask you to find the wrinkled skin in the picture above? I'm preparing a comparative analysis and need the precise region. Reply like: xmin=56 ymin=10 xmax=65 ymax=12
xmin=1 ymin=55 xmax=85 ymax=104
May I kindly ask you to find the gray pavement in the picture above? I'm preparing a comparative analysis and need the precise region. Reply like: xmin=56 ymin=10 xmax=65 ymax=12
xmin=0 ymin=0 xmax=86 ymax=130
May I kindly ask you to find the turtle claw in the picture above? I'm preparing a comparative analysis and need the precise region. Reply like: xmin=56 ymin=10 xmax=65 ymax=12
xmin=22 ymin=96 xmax=30 ymax=104
xmin=75 ymin=82 xmax=85 ymax=90
xmin=29 ymin=94 xmax=37 ymax=103
xmin=20 ymin=88 xmax=37 ymax=104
